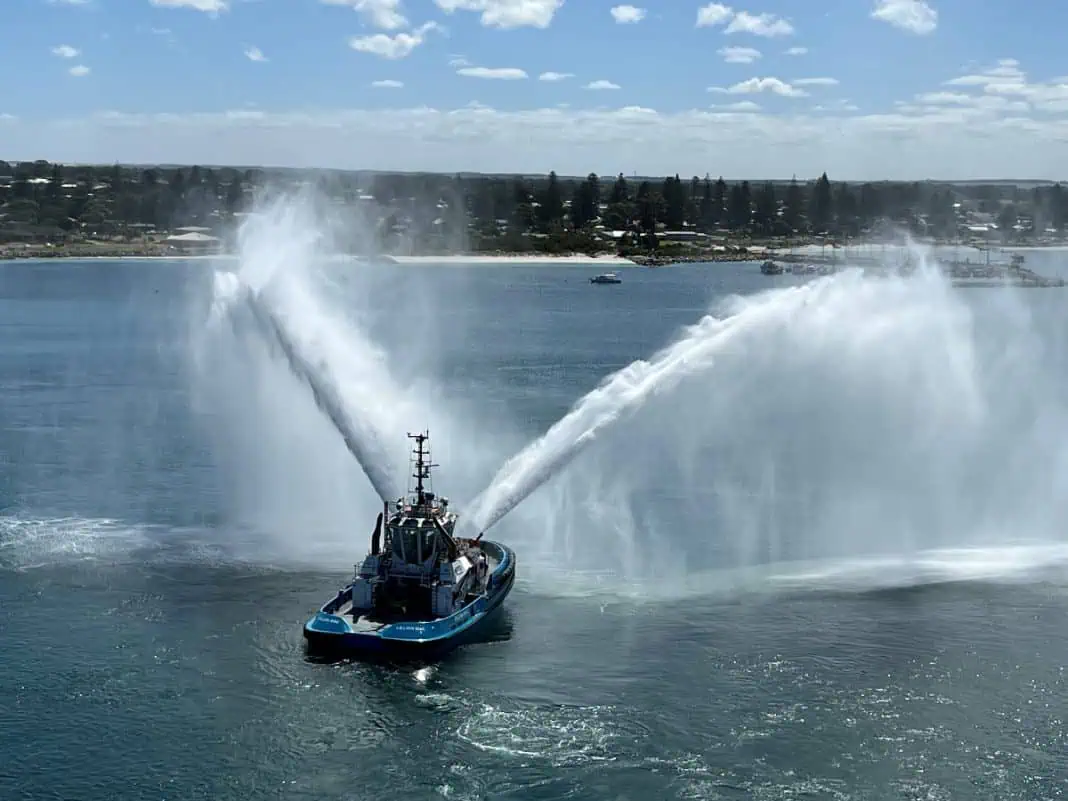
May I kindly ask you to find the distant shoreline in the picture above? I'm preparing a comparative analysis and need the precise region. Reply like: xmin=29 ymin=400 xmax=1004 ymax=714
xmin=3 ymin=242 xmax=1068 ymax=267
xmin=0 ymin=250 xmax=641 ymax=266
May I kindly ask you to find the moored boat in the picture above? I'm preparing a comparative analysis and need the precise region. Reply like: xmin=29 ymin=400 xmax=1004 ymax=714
xmin=590 ymin=272 xmax=622 ymax=284
xmin=303 ymin=432 xmax=516 ymax=659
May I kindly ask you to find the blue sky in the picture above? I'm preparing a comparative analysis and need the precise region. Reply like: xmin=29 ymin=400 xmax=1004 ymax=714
xmin=3 ymin=0 xmax=1068 ymax=179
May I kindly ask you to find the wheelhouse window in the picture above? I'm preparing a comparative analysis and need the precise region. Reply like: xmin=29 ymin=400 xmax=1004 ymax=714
xmin=392 ymin=525 xmax=421 ymax=563
xmin=389 ymin=522 xmax=441 ymax=564
xmin=420 ymin=528 xmax=438 ymax=563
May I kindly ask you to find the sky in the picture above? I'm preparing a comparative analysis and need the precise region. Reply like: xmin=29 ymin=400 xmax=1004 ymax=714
xmin=3 ymin=0 xmax=1068 ymax=179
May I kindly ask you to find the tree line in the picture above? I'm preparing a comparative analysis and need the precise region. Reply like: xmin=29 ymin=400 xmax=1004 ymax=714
xmin=2 ymin=158 xmax=1067 ymax=251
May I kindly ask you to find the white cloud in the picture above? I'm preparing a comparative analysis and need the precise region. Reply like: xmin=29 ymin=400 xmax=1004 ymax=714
xmin=585 ymin=80 xmax=621 ymax=90
xmin=696 ymin=3 xmax=732 ymax=27
xmin=871 ymin=0 xmax=937 ymax=35
xmin=915 ymin=91 xmax=973 ymax=105
xmin=538 ymin=71 xmax=573 ymax=81
xmin=244 ymin=46 xmax=267 ymax=62
xmin=709 ymin=77 xmax=806 ymax=97
xmin=610 ymin=5 xmax=645 ymax=24
xmin=726 ymin=11 xmax=794 ymax=37
xmin=433 ymin=0 xmax=563 ymax=29
xmin=794 ymin=77 xmax=838 ymax=86
xmin=711 ymin=100 xmax=761 ymax=111
xmin=372 ymin=79 xmax=404 ymax=88
xmin=27 ymin=100 xmax=1068 ymax=180
xmin=68 ymin=65 xmax=90 ymax=77
xmin=944 ymin=59 xmax=1024 ymax=89
xmin=14 ymin=57 xmax=1068 ymax=180
xmin=448 ymin=55 xmax=470 ymax=67
xmin=149 ymin=0 xmax=228 ymax=12
xmin=786 ymin=46 xmax=807 ymax=55
xmin=320 ymin=0 xmax=408 ymax=31
xmin=696 ymin=5 xmax=794 ymax=36
xmin=349 ymin=21 xmax=437 ymax=59
xmin=457 ymin=66 xmax=528 ymax=80
xmin=719 ymin=46 xmax=761 ymax=64
xmin=934 ymin=60 xmax=1068 ymax=113
xmin=51 ymin=45 xmax=80 ymax=59
xmin=812 ymin=99 xmax=859 ymax=113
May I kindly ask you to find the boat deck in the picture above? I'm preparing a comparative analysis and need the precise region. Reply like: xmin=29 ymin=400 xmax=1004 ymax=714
xmin=339 ymin=550 xmax=501 ymax=630
xmin=331 ymin=599 xmax=382 ymax=631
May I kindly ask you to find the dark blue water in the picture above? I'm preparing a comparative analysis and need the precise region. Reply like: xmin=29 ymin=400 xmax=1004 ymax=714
xmin=2 ymin=257 xmax=1067 ymax=801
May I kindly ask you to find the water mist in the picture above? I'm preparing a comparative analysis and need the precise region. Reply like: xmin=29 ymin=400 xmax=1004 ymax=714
xmin=226 ymin=275 xmax=402 ymax=505
xmin=186 ymin=193 xmax=518 ymax=565
xmin=189 ymin=203 xmax=1068 ymax=592
xmin=463 ymin=259 xmax=979 ymax=538
xmin=468 ymin=250 xmax=1068 ymax=589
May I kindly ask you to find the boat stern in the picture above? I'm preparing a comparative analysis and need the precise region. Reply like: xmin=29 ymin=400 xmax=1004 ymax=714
xmin=303 ymin=611 xmax=397 ymax=656
xmin=304 ymin=611 xmax=353 ymax=636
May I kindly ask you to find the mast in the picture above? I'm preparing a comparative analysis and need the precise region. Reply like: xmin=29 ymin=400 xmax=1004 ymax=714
xmin=407 ymin=430 xmax=437 ymax=507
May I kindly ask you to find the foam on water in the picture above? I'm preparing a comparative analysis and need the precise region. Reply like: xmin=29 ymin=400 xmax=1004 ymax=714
xmin=0 ymin=516 xmax=251 ymax=571
xmin=0 ymin=516 xmax=147 ymax=570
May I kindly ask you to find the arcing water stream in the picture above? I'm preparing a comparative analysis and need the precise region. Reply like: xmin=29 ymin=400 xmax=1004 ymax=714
xmin=458 ymin=254 xmax=990 ymax=539
xmin=223 ymin=274 xmax=402 ymax=506
xmin=459 ymin=280 xmax=848 ymax=537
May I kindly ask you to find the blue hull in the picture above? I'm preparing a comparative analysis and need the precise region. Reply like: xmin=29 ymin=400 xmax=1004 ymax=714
xmin=303 ymin=541 xmax=516 ymax=660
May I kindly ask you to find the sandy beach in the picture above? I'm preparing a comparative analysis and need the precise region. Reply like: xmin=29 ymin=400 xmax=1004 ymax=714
xmin=4 ymin=245 xmax=1066 ymax=267
xmin=386 ymin=254 xmax=636 ymax=265
xmin=2 ymin=250 xmax=640 ymax=266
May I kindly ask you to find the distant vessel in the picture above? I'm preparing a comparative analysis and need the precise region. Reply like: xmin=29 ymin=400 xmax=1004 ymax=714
xmin=760 ymin=260 xmax=784 ymax=275
xmin=303 ymin=432 xmax=516 ymax=659
xmin=590 ymin=272 xmax=622 ymax=284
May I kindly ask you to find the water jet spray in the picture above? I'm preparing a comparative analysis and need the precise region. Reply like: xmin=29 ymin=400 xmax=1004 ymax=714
xmin=188 ymin=197 xmax=1068 ymax=591
xmin=220 ymin=272 xmax=403 ymax=506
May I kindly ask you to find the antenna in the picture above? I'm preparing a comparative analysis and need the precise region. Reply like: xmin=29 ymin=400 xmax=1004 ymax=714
xmin=407 ymin=430 xmax=437 ymax=506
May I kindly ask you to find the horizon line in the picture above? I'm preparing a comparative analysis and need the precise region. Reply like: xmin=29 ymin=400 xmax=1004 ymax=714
xmin=1 ymin=158 xmax=1063 ymax=186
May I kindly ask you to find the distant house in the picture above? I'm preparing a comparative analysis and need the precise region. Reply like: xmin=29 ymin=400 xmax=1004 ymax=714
xmin=660 ymin=230 xmax=703 ymax=242
xmin=164 ymin=231 xmax=221 ymax=254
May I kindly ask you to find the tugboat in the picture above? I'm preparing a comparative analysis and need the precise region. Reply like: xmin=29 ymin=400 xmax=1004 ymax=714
xmin=590 ymin=272 xmax=622 ymax=284
xmin=303 ymin=432 xmax=516 ymax=659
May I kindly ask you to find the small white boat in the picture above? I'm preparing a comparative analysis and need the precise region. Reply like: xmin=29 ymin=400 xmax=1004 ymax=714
xmin=590 ymin=272 xmax=622 ymax=284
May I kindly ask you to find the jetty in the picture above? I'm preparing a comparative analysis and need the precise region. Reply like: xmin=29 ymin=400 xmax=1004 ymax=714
xmin=762 ymin=251 xmax=1065 ymax=288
